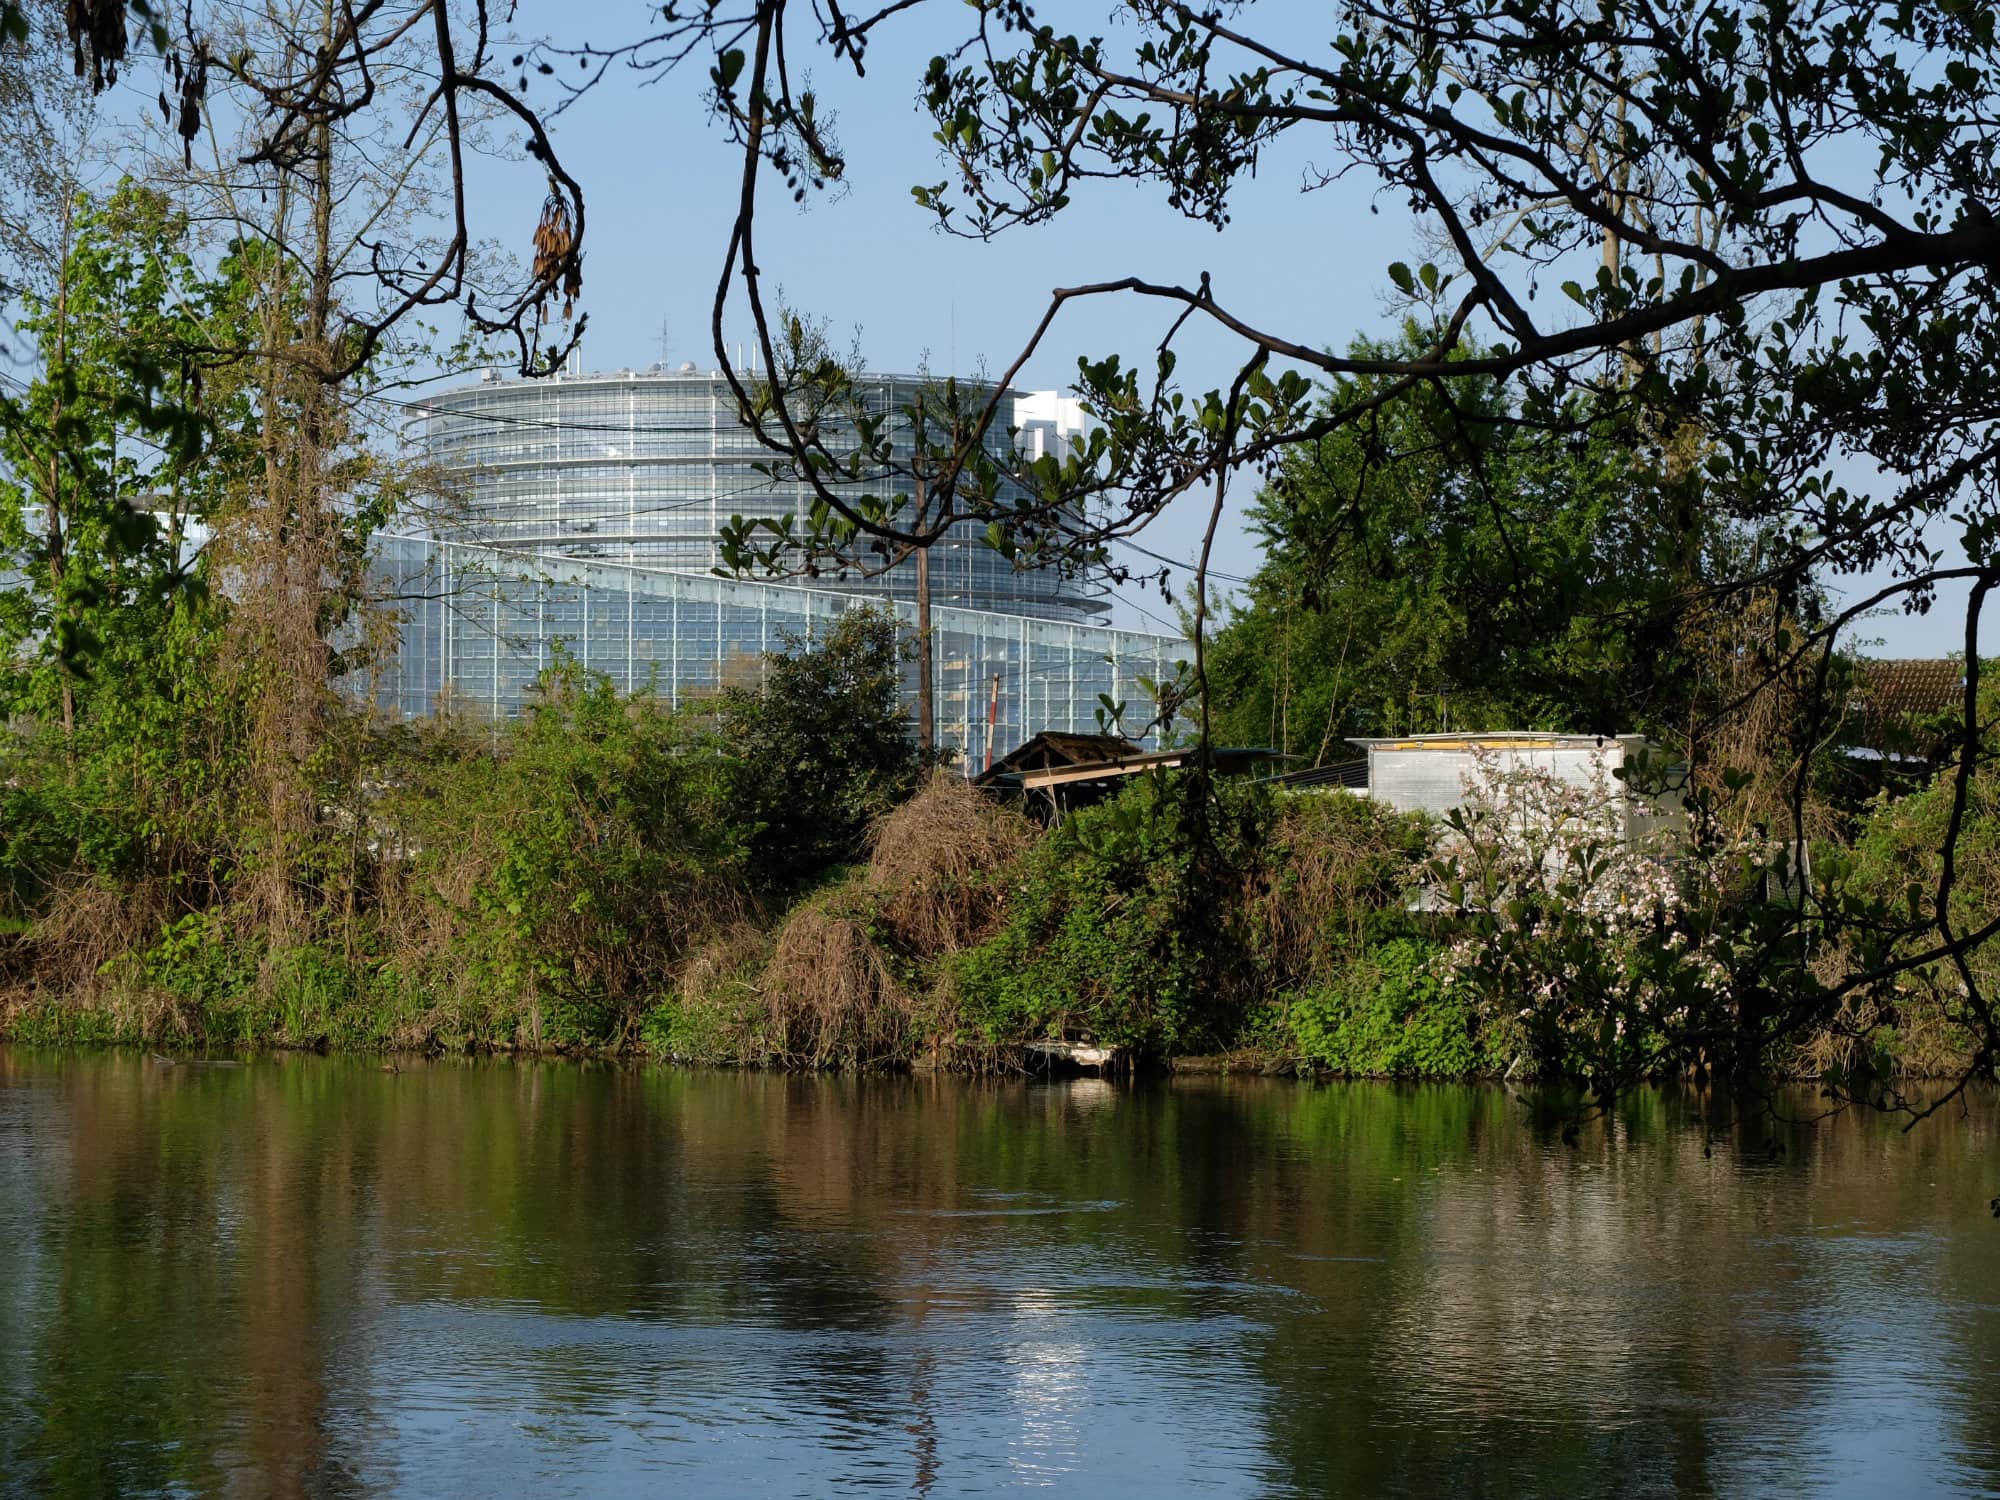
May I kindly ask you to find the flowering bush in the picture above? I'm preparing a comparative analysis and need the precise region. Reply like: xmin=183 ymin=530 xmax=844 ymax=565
xmin=1428 ymin=750 xmax=1791 ymax=1083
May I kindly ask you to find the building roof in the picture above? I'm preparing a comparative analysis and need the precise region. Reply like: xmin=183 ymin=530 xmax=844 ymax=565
xmin=974 ymin=732 xmax=1284 ymax=794
xmin=1849 ymin=658 xmax=1965 ymax=758
xmin=1346 ymin=732 xmax=1650 ymax=752
xmin=1270 ymin=759 xmax=1369 ymax=791
xmin=1854 ymin=658 xmax=1963 ymax=717
xmin=976 ymin=731 xmax=1145 ymax=784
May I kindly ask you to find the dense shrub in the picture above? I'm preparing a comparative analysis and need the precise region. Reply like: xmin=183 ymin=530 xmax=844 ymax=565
xmin=1428 ymin=750 xmax=1793 ymax=1083
xmin=950 ymin=775 xmax=1263 ymax=1056
xmin=720 ymin=607 xmax=921 ymax=890
xmin=1251 ymin=792 xmax=1432 ymax=986
xmin=1288 ymin=938 xmax=1509 ymax=1077
xmin=2 ymin=612 xmax=925 ymax=1055
xmin=17 ymin=616 xmax=1981 ymax=1085
xmin=1827 ymin=670 xmax=2000 ymax=1082
xmin=869 ymin=772 xmax=1035 ymax=954
xmin=368 ymin=662 xmax=751 ymax=1049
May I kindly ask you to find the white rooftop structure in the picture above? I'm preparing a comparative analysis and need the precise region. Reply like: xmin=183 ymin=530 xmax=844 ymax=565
xmin=1349 ymin=732 xmax=1687 ymax=847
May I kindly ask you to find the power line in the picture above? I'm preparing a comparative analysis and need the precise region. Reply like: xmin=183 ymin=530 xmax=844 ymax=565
xmin=1109 ymin=535 xmax=1254 ymax=587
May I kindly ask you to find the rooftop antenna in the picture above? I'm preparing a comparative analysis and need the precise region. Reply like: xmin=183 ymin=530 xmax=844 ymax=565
xmin=657 ymin=318 xmax=670 ymax=368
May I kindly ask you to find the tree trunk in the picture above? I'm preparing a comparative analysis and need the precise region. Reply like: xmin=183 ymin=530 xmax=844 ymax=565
xmin=46 ymin=203 xmax=76 ymax=751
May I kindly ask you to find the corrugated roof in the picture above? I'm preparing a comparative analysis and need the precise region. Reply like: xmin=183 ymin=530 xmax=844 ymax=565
xmin=1271 ymin=759 xmax=1369 ymax=790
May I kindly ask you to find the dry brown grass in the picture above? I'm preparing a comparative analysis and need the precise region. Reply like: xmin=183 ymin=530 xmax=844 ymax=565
xmin=1792 ymin=937 xmax=1982 ymax=1080
xmin=28 ymin=877 xmax=177 ymax=995
xmin=867 ymin=773 xmax=1033 ymax=956
xmin=758 ymin=892 xmax=915 ymax=1068
xmin=678 ymin=922 xmax=773 ymax=1007
xmin=1672 ymin=589 xmax=1846 ymax=844
xmin=1252 ymin=795 xmax=1424 ymax=986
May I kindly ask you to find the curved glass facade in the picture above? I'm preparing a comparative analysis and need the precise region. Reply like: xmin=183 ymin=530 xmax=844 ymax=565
xmin=422 ymin=369 xmax=1105 ymax=620
xmin=369 ymin=368 xmax=1188 ymax=765
xmin=368 ymin=538 xmax=1186 ymax=767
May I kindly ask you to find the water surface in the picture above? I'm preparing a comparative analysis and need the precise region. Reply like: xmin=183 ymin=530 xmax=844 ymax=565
xmin=1 ymin=1049 xmax=1996 ymax=1497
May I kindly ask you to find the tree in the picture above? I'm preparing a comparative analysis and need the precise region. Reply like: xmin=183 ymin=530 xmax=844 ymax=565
xmin=0 ymin=181 xmax=249 ymax=734
xmin=0 ymin=180 xmax=261 ymax=919
xmin=106 ymin=0 xmax=601 ymax=932
xmin=520 ymin=0 xmax=2000 ymax=1097
xmin=29 ymin=0 xmax=589 ymax=379
xmin=716 ymin=318 xmax=1024 ymax=762
xmin=1206 ymin=325 xmax=1654 ymax=756
xmin=720 ymin=605 xmax=920 ymax=891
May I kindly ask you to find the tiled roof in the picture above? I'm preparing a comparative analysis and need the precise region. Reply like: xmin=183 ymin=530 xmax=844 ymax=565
xmin=1851 ymin=658 xmax=1964 ymax=754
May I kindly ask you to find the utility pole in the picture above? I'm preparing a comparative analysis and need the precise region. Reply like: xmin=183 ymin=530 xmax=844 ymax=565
xmin=912 ymin=428 xmax=934 ymax=760
xmin=985 ymin=670 xmax=1001 ymax=771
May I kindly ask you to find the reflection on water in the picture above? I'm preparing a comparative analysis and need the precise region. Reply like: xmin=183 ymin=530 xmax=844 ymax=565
xmin=0 ymin=1049 xmax=1996 ymax=1498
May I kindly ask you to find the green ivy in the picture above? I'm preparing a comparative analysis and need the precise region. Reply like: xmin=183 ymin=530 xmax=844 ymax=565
xmin=950 ymin=776 xmax=1262 ymax=1056
xmin=1288 ymin=939 xmax=1511 ymax=1078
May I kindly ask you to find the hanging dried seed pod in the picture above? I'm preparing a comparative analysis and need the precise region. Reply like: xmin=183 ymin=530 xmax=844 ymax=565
xmin=531 ymin=190 xmax=580 ymax=322
xmin=65 ymin=0 xmax=128 ymax=91
xmin=173 ymin=42 xmax=209 ymax=167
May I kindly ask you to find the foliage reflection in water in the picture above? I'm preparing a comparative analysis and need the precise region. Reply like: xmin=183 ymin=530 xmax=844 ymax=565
xmin=0 ymin=1050 xmax=1996 ymax=1498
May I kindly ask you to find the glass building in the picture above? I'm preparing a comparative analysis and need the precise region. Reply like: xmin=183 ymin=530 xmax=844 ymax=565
xmin=370 ymin=368 xmax=1187 ymax=767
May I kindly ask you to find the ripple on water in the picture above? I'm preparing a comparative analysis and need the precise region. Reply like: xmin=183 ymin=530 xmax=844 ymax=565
xmin=0 ymin=1054 xmax=1996 ymax=1499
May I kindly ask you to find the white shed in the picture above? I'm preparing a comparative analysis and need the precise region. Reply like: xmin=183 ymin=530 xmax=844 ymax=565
xmin=1349 ymin=732 xmax=1686 ymax=849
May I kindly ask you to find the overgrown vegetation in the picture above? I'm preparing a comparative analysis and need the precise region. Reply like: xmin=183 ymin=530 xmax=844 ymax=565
xmin=1 ymin=608 xmax=921 ymax=1058
xmin=1 ymin=0 xmax=1995 ymax=1092
xmin=6 ymin=598 xmax=1993 ymax=1081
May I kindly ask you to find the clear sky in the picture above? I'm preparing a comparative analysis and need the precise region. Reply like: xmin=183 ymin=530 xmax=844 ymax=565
xmin=178 ymin=1 xmax=2000 ymax=658
xmin=463 ymin=3 xmax=1382 ymax=641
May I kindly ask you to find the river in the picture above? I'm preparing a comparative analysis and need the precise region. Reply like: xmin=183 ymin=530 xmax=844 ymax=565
xmin=0 ymin=1048 xmax=1995 ymax=1497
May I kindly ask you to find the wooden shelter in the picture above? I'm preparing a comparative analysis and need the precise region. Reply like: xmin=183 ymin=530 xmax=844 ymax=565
xmin=974 ymin=731 xmax=1285 ymax=814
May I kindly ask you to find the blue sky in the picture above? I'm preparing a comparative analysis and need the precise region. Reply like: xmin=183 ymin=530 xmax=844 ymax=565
xmin=496 ymin=3 xmax=1990 ymax=660
xmin=100 ymin=0 xmax=1983 ymax=659
xmin=474 ymin=4 xmax=1388 ymax=638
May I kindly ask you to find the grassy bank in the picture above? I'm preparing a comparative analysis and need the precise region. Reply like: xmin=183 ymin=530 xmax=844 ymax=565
xmin=5 ymin=619 xmax=1994 ymax=1083
xmin=0 ymin=771 xmax=1489 ymax=1073
xmin=6 ymin=763 xmax=1984 ymax=1083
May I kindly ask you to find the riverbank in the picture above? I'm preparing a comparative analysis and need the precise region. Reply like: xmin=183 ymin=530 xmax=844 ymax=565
xmin=2 ymin=766 xmax=1981 ymax=1082
xmin=0 ymin=774 xmax=1610 ymax=1078
xmin=6 ymin=632 xmax=1994 ymax=1086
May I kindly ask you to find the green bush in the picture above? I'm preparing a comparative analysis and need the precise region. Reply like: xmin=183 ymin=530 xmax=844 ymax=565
xmin=1288 ymin=938 xmax=1508 ymax=1077
xmin=641 ymin=925 xmax=776 ymax=1064
xmin=950 ymin=776 xmax=1262 ymax=1056
xmin=1250 ymin=791 xmax=1432 ymax=986
xmin=1831 ymin=666 xmax=1999 ymax=1078
xmin=132 ymin=910 xmax=261 ymax=1005
xmin=719 ymin=606 xmax=921 ymax=891
xmin=379 ymin=659 xmax=751 ymax=1050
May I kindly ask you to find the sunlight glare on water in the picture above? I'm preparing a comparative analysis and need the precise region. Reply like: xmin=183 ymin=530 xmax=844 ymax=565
xmin=0 ymin=1049 xmax=1995 ymax=1498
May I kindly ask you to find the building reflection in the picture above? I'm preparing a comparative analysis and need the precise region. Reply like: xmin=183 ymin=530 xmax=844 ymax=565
xmin=0 ymin=1053 xmax=1995 ymax=1497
